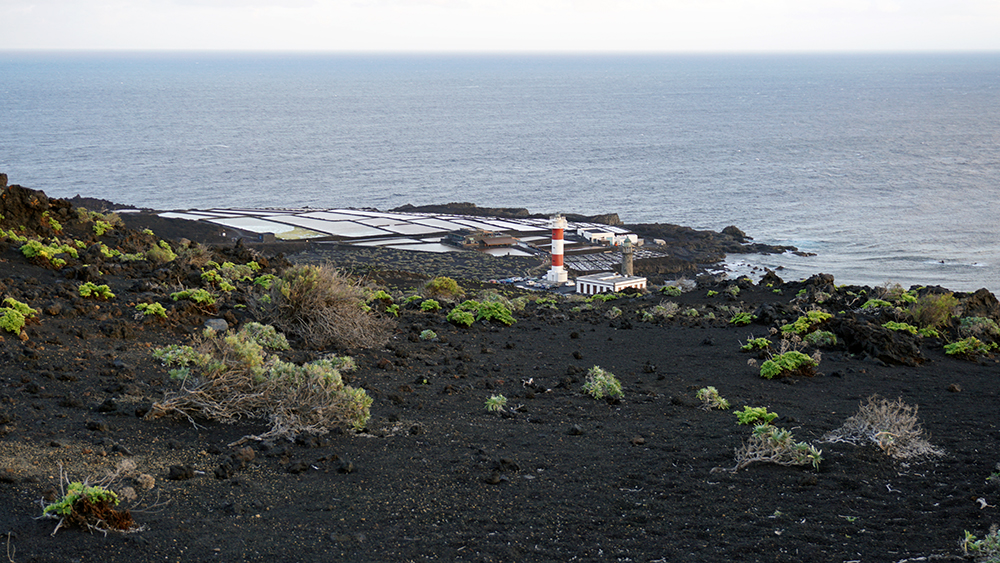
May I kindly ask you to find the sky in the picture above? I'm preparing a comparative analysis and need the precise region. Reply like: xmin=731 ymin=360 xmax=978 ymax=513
xmin=1 ymin=0 xmax=999 ymax=53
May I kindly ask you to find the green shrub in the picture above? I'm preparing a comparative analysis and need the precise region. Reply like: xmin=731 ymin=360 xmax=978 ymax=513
xmin=582 ymin=366 xmax=623 ymax=400
xmin=369 ymin=289 xmax=394 ymax=303
xmin=78 ymin=282 xmax=115 ymax=300
xmin=780 ymin=310 xmax=832 ymax=334
xmin=760 ymin=350 xmax=817 ymax=379
xmin=20 ymin=239 xmax=77 ymax=263
xmin=420 ymin=299 xmax=441 ymax=312
xmin=485 ymin=394 xmax=507 ymax=413
xmin=446 ymin=307 xmax=475 ymax=327
xmin=533 ymin=297 xmax=557 ymax=309
xmin=253 ymin=274 xmax=277 ymax=290
xmin=732 ymin=424 xmax=822 ymax=471
xmin=707 ymin=290 xmax=718 ymax=297
xmin=803 ymin=330 xmax=838 ymax=347
xmin=735 ymin=406 xmax=778 ymax=426
xmin=92 ymin=220 xmax=113 ymax=236
xmin=959 ymin=316 xmax=1000 ymax=338
xmin=240 ymin=321 xmax=291 ymax=350
xmin=910 ymin=292 xmax=958 ymax=329
xmin=42 ymin=482 xmax=119 ymax=518
xmin=740 ymin=337 xmax=772 ymax=352
xmin=419 ymin=329 xmax=437 ymax=340
xmin=448 ymin=300 xmax=515 ymax=326
xmin=917 ymin=326 xmax=940 ymax=338
xmin=695 ymin=386 xmax=730 ymax=410
xmin=41 ymin=211 xmax=63 ymax=232
xmin=425 ymin=276 xmax=462 ymax=300
xmin=477 ymin=301 xmax=515 ymax=325
xmin=145 ymin=240 xmax=177 ymax=263
xmin=861 ymin=298 xmax=894 ymax=310
xmin=962 ymin=528 xmax=1000 ymax=561
xmin=660 ymin=285 xmax=682 ymax=297
xmin=40 ymin=481 xmax=134 ymax=534
xmin=730 ymin=312 xmax=756 ymax=326
xmin=944 ymin=337 xmax=998 ymax=360
xmin=0 ymin=308 xmax=26 ymax=334
xmin=136 ymin=302 xmax=167 ymax=318
xmin=882 ymin=321 xmax=918 ymax=335
xmin=3 ymin=297 xmax=37 ymax=318
xmin=650 ymin=302 xmax=679 ymax=319
xmin=171 ymin=288 xmax=216 ymax=305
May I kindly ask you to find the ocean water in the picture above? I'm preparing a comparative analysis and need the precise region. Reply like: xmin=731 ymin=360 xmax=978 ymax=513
xmin=1 ymin=52 xmax=998 ymax=293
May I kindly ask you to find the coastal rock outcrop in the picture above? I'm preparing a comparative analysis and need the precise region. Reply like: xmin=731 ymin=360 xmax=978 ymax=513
xmin=827 ymin=317 xmax=925 ymax=366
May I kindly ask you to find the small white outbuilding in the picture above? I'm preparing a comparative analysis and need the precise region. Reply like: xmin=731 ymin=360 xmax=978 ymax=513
xmin=575 ymin=272 xmax=647 ymax=295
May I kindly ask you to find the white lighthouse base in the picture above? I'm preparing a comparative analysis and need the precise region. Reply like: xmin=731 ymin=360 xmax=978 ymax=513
xmin=546 ymin=267 xmax=568 ymax=284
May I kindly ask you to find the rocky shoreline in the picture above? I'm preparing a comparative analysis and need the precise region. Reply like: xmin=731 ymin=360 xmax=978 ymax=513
xmin=2 ymin=178 xmax=999 ymax=562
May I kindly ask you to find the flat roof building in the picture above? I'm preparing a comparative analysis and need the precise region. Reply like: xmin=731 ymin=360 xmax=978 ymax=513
xmin=576 ymin=272 xmax=647 ymax=295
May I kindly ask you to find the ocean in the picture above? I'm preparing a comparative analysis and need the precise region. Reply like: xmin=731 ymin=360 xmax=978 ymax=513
xmin=1 ymin=52 xmax=998 ymax=293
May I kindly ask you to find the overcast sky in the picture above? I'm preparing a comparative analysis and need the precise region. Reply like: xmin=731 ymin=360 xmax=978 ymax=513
xmin=1 ymin=0 xmax=998 ymax=53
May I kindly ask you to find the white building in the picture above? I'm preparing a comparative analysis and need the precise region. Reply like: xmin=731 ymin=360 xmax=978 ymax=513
xmin=576 ymin=228 xmax=639 ymax=247
xmin=576 ymin=272 xmax=648 ymax=295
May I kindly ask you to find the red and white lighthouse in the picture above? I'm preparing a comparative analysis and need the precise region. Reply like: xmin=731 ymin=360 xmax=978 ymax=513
xmin=546 ymin=214 xmax=568 ymax=284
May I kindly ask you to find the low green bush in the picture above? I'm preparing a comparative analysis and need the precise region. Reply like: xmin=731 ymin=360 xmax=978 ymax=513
xmin=740 ymin=337 xmax=772 ymax=352
xmin=882 ymin=321 xmax=918 ymax=334
xmin=0 ymin=308 xmax=26 ymax=334
xmin=448 ymin=300 xmax=516 ymax=326
xmin=944 ymin=337 xmax=997 ymax=360
xmin=3 ymin=297 xmax=37 ymax=318
xmin=735 ymin=406 xmax=778 ymax=426
xmin=447 ymin=307 xmax=475 ymax=327
xmin=959 ymin=316 xmax=1000 ymax=338
xmin=0 ymin=298 xmax=36 ymax=335
xmin=861 ymin=298 xmax=894 ymax=309
xmin=171 ymin=288 xmax=216 ymax=306
xmin=425 ymin=276 xmax=462 ymax=300
xmin=136 ymin=302 xmax=167 ymax=318
xmin=695 ymin=386 xmax=730 ymax=410
xmin=660 ymin=285 xmax=682 ymax=297
xmin=961 ymin=528 xmax=1000 ymax=561
xmin=779 ymin=310 xmax=832 ymax=334
xmin=78 ymin=282 xmax=115 ymax=300
xmin=92 ymin=220 xmax=113 ymax=236
xmin=582 ymin=366 xmax=623 ymax=400
xmin=729 ymin=312 xmax=756 ymax=326
xmin=485 ymin=394 xmax=507 ymax=413
xmin=40 ymin=481 xmax=134 ymax=534
xmin=910 ymin=292 xmax=958 ymax=329
xmin=760 ymin=350 xmax=817 ymax=379
xmin=420 ymin=299 xmax=441 ymax=312
xmin=803 ymin=330 xmax=837 ymax=347
xmin=732 ymin=423 xmax=822 ymax=471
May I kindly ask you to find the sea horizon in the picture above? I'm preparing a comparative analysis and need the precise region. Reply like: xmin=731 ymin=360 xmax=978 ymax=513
xmin=2 ymin=51 xmax=998 ymax=293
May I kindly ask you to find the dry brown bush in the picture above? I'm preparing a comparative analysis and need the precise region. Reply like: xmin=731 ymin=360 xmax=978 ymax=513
xmin=822 ymin=395 xmax=944 ymax=459
xmin=146 ymin=325 xmax=372 ymax=444
xmin=257 ymin=263 xmax=393 ymax=350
